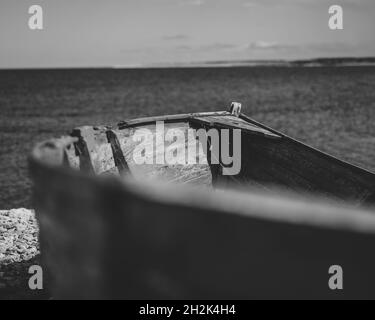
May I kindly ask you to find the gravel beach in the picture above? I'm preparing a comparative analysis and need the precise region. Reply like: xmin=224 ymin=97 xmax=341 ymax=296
xmin=0 ymin=209 xmax=48 ymax=299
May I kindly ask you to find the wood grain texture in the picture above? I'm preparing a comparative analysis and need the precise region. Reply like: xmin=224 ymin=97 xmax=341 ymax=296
xmin=106 ymin=130 xmax=130 ymax=175
xmin=71 ymin=126 xmax=118 ymax=176
xmin=222 ymin=131 xmax=375 ymax=205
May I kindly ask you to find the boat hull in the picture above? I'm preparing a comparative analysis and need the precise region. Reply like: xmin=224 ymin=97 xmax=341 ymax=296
xmin=29 ymin=109 xmax=375 ymax=299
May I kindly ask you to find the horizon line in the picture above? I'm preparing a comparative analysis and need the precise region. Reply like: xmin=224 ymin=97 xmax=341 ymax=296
xmin=1 ymin=56 xmax=375 ymax=71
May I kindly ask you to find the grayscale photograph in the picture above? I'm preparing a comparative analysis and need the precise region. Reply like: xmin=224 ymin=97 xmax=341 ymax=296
xmin=0 ymin=0 xmax=375 ymax=303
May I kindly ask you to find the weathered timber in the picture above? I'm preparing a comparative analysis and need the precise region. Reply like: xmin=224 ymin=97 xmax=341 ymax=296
xmin=61 ymin=111 xmax=375 ymax=204
xmin=29 ymin=105 xmax=375 ymax=299
xmin=71 ymin=126 xmax=118 ymax=175
xmin=106 ymin=130 xmax=130 ymax=175
xmin=30 ymin=144 xmax=375 ymax=298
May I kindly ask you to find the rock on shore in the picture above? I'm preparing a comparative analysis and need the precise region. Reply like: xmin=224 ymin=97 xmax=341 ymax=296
xmin=0 ymin=209 xmax=39 ymax=264
xmin=0 ymin=209 xmax=46 ymax=299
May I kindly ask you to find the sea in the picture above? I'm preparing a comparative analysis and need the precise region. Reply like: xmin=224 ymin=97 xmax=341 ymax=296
xmin=1 ymin=66 xmax=375 ymax=209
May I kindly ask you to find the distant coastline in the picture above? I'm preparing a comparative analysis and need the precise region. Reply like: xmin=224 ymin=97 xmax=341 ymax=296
xmin=139 ymin=57 xmax=375 ymax=69
xmin=1 ymin=57 xmax=375 ymax=70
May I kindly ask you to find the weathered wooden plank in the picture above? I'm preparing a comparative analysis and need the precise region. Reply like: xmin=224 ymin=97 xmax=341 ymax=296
xmin=106 ymin=130 xmax=130 ymax=175
xmin=28 ymin=109 xmax=375 ymax=299
xmin=192 ymin=115 xmax=281 ymax=138
xmin=118 ymin=111 xmax=230 ymax=130
xmin=71 ymin=126 xmax=118 ymax=176
xmin=220 ymin=131 xmax=375 ymax=205
xmin=29 ymin=141 xmax=375 ymax=299
xmin=118 ymin=181 xmax=375 ymax=299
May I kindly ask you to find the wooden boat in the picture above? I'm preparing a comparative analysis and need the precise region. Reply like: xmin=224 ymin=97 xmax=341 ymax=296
xmin=29 ymin=102 xmax=375 ymax=299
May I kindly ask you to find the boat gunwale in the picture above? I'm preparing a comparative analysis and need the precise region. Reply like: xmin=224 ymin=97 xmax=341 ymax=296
xmin=117 ymin=111 xmax=231 ymax=129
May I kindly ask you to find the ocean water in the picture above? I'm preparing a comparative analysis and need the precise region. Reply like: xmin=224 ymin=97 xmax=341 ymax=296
xmin=1 ymin=66 xmax=375 ymax=209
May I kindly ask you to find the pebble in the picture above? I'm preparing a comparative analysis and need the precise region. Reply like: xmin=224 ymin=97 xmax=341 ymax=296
xmin=0 ymin=209 xmax=39 ymax=264
xmin=0 ymin=209 xmax=48 ymax=299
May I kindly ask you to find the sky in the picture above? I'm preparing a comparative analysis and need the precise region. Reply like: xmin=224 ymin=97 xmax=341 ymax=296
xmin=0 ymin=0 xmax=374 ymax=68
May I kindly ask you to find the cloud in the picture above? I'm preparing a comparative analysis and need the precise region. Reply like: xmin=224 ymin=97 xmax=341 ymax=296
xmin=163 ymin=34 xmax=190 ymax=41
xmin=245 ymin=41 xmax=360 ymax=57
xmin=119 ymin=41 xmax=361 ymax=66
xmin=200 ymin=43 xmax=238 ymax=50
xmin=242 ymin=0 xmax=372 ymax=8
xmin=179 ymin=0 xmax=205 ymax=6
xmin=247 ymin=41 xmax=284 ymax=50
xmin=175 ymin=43 xmax=238 ymax=51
